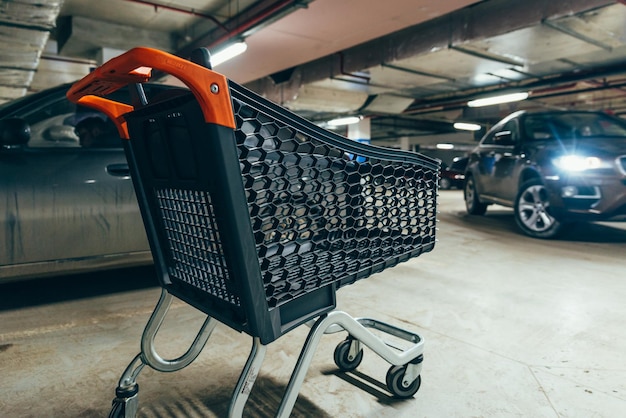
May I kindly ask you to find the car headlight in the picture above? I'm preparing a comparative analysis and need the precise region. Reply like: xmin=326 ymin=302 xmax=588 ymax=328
xmin=552 ymin=155 xmax=610 ymax=171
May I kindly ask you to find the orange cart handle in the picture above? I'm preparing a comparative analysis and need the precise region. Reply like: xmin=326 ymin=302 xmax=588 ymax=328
xmin=67 ymin=47 xmax=235 ymax=139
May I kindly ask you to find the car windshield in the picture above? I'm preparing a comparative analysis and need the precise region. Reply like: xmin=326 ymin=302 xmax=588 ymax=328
xmin=524 ymin=112 xmax=626 ymax=141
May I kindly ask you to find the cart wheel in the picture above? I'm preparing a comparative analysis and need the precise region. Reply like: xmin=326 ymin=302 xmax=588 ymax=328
xmin=109 ymin=385 xmax=139 ymax=418
xmin=109 ymin=396 xmax=139 ymax=418
xmin=385 ymin=365 xmax=421 ymax=399
xmin=108 ymin=401 xmax=124 ymax=418
xmin=333 ymin=339 xmax=363 ymax=372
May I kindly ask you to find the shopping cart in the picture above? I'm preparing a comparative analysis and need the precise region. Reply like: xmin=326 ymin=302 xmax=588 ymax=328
xmin=67 ymin=47 xmax=439 ymax=417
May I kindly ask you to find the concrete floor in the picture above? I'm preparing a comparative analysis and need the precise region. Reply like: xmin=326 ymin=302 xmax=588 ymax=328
xmin=1 ymin=190 xmax=625 ymax=417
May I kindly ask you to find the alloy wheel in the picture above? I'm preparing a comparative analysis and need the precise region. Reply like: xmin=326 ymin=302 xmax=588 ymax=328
xmin=516 ymin=184 xmax=556 ymax=232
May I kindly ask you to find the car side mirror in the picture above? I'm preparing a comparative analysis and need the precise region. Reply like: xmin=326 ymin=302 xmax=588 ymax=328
xmin=0 ymin=118 xmax=31 ymax=146
xmin=494 ymin=130 xmax=515 ymax=146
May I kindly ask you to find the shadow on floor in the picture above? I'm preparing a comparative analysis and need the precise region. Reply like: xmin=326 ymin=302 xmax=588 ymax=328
xmin=125 ymin=374 xmax=334 ymax=418
xmin=559 ymin=221 xmax=626 ymax=243
xmin=452 ymin=210 xmax=626 ymax=243
xmin=0 ymin=265 xmax=158 ymax=311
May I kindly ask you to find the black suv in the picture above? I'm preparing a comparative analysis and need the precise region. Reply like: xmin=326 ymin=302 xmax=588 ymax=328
xmin=464 ymin=110 xmax=626 ymax=238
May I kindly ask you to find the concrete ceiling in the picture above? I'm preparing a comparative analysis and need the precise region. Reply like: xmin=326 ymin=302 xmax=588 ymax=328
xmin=1 ymin=0 xmax=626 ymax=150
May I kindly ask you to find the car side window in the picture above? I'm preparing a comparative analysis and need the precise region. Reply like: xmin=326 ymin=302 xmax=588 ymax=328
xmin=493 ymin=120 xmax=518 ymax=146
xmin=25 ymin=98 xmax=121 ymax=149
xmin=12 ymin=84 xmax=181 ymax=149
xmin=481 ymin=119 xmax=519 ymax=147
xmin=481 ymin=129 xmax=497 ymax=145
xmin=23 ymin=98 xmax=80 ymax=148
xmin=525 ymin=117 xmax=553 ymax=140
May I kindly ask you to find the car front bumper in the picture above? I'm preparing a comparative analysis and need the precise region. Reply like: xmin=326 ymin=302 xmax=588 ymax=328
xmin=544 ymin=173 xmax=626 ymax=221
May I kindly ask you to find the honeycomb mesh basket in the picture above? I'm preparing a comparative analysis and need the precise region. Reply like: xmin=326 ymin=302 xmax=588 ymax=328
xmin=123 ymin=82 xmax=440 ymax=344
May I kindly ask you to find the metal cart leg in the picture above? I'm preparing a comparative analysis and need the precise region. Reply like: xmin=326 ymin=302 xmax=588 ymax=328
xmin=109 ymin=289 xmax=217 ymax=418
xmin=228 ymin=337 xmax=267 ymax=417
xmin=275 ymin=311 xmax=424 ymax=417
xmin=109 ymin=354 xmax=144 ymax=418
xmin=140 ymin=289 xmax=217 ymax=372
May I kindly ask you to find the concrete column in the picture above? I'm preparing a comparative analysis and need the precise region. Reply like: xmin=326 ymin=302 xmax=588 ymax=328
xmin=347 ymin=117 xmax=370 ymax=145
xmin=347 ymin=117 xmax=370 ymax=162
xmin=399 ymin=136 xmax=410 ymax=151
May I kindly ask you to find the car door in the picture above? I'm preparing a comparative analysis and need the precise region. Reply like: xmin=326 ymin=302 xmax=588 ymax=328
xmin=473 ymin=119 xmax=520 ymax=204
xmin=0 ymin=88 xmax=149 ymax=274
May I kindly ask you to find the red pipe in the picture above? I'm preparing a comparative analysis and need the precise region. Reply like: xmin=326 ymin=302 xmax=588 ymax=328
xmin=206 ymin=0 xmax=300 ymax=48
xmin=532 ymin=83 xmax=578 ymax=94
xmin=123 ymin=0 xmax=229 ymax=32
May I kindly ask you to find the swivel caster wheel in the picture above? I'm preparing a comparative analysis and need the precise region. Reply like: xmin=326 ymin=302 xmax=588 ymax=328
xmin=333 ymin=338 xmax=363 ymax=372
xmin=386 ymin=365 xmax=421 ymax=398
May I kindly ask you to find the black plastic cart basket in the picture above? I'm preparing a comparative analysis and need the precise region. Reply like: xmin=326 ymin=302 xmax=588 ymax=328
xmin=67 ymin=47 xmax=439 ymax=417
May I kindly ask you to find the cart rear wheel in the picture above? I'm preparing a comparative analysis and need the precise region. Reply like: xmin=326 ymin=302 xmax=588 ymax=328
xmin=333 ymin=339 xmax=363 ymax=372
xmin=386 ymin=365 xmax=421 ymax=398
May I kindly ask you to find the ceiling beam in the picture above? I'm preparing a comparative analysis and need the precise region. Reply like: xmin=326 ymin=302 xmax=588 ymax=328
xmin=246 ymin=0 xmax=615 ymax=102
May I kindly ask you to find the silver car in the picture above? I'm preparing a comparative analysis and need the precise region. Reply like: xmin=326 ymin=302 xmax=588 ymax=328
xmin=0 ymin=83 xmax=175 ymax=283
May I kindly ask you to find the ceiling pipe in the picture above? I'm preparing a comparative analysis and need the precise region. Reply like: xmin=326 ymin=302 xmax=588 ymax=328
xmin=404 ymin=60 xmax=626 ymax=114
xmin=403 ymin=80 xmax=626 ymax=117
xmin=123 ymin=0 xmax=310 ymax=50
xmin=40 ymin=54 xmax=96 ymax=65
xmin=176 ymin=0 xmax=309 ymax=60
xmin=586 ymin=77 xmax=626 ymax=95
xmin=531 ymin=83 xmax=578 ymax=94
xmin=138 ymin=0 xmax=309 ymax=80
xmin=205 ymin=0 xmax=304 ymax=48
xmin=532 ymin=81 xmax=626 ymax=101
xmin=123 ymin=0 xmax=229 ymax=32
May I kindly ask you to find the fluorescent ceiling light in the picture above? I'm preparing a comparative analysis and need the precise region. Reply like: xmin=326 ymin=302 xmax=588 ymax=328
xmin=327 ymin=116 xmax=362 ymax=126
xmin=454 ymin=122 xmax=482 ymax=131
xmin=467 ymin=92 xmax=529 ymax=107
xmin=210 ymin=42 xmax=247 ymax=67
xmin=436 ymin=143 xmax=454 ymax=150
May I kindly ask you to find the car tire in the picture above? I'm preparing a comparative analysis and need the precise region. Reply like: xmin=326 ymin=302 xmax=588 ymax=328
xmin=440 ymin=178 xmax=451 ymax=190
xmin=464 ymin=175 xmax=487 ymax=215
xmin=514 ymin=179 xmax=562 ymax=239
